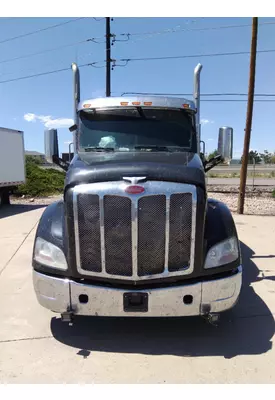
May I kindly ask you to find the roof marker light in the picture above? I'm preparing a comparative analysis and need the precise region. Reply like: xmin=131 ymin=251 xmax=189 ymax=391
xmin=144 ymin=102 xmax=152 ymax=106
xmin=120 ymin=102 xmax=129 ymax=106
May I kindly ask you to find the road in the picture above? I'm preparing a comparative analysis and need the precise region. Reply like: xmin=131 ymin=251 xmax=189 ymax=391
xmin=207 ymin=178 xmax=275 ymax=186
xmin=211 ymin=165 xmax=275 ymax=173
xmin=0 ymin=204 xmax=274 ymax=383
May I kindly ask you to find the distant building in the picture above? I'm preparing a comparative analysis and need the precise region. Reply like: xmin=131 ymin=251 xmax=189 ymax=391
xmin=25 ymin=150 xmax=46 ymax=162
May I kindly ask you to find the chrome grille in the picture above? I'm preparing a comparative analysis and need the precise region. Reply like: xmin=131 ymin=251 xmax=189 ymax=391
xmin=104 ymin=196 xmax=132 ymax=276
xmin=138 ymin=195 xmax=166 ymax=276
xmin=77 ymin=193 xmax=101 ymax=272
xmin=73 ymin=181 xmax=197 ymax=281
xmin=169 ymin=193 xmax=192 ymax=271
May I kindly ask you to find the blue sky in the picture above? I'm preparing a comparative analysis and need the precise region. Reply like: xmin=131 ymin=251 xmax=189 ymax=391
xmin=0 ymin=17 xmax=275 ymax=157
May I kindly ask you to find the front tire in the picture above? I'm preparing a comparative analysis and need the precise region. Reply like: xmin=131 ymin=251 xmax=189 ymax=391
xmin=0 ymin=188 xmax=11 ymax=205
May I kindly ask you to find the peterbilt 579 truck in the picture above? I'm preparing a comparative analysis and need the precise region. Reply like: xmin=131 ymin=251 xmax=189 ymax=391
xmin=32 ymin=63 xmax=242 ymax=324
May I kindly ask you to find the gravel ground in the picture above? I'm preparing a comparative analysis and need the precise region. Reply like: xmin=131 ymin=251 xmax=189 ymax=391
xmin=9 ymin=186 xmax=275 ymax=216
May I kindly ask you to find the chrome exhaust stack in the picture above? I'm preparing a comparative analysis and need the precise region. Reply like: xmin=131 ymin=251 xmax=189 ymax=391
xmin=194 ymin=63 xmax=203 ymax=154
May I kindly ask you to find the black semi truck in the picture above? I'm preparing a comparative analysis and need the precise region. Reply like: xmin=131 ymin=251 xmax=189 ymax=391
xmin=32 ymin=63 xmax=242 ymax=324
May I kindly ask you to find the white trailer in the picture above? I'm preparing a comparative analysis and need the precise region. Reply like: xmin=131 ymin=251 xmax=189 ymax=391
xmin=0 ymin=127 xmax=26 ymax=205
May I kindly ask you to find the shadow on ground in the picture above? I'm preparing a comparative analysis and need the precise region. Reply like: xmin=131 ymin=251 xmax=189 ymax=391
xmin=51 ymin=241 xmax=274 ymax=359
xmin=0 ymin=204 xmax=46 ymax=219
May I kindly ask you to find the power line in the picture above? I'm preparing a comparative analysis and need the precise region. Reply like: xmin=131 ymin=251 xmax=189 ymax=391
xmin=0 ymin=50 xmax=94 ymax=78
xmin=201 ymin=99 xmax=275 ymax=102
xmin=0 ymin=17 xmax=85 ymax=45
xmin=0 ymin=63 xmax=90 ymax=84
xmin=1 ymin=46 xmax=275 ymax=85
xmin=121 ymin=92 xmax=275 ymax=97
xmin=119 ymin=20 xmax=275 ymax=38
xmin=0 ymin=38 xmax=94 ymax=65
xmin=119 ymin=49 xmax=275 ymax=63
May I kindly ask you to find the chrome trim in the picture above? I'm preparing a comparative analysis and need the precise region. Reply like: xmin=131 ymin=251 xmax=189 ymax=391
xmin=33 ymin=266 xmax=242 ymax=317
xmin=99 ymin=196 xmax=106 ymax=273
xmin=73 ymin=190 xmax=81 ymax=270
xmin=123 ymin=176 xmax=147 ymax=184
xmin=164 ymin=197 xmax=170 ymax=273
xmin=131 ymin=198 xmax=138 ymax=279
xmin=78 ymin=96 xmax=196 ymax=112
xmin=73 ymin=181 xmax=197 ymax=281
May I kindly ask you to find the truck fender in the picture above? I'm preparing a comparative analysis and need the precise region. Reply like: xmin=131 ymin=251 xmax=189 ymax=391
xmin=33 ymin=201 xmax=65 ymax=255
xmin=204 ymin=198 xmax=239 ymax=253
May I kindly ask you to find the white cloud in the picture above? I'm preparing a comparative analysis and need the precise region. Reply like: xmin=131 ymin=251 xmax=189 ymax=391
xmin=24 ymin=113 xmax=36 ymax=122
xmin=44 ymin=118 xmax=73 ymax=129
xmin=201 ymin=119 xmax=214 ymax=125
xmin=24 ymin=113 xmax=73 ymax=129
xmin=207 ymin=138 xmax=214 ymax=141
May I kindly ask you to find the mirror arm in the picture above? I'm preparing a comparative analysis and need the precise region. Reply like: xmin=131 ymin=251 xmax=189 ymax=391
xmin=52 ymin=155 xmax=69 ymax=172
xmin=204 ymin=154 xmax=223 ymax=173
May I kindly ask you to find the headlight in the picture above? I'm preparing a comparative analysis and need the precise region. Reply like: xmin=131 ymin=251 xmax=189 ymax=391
xmin=204 ymin=237 xmax=239 ymax=269
xmin=34 ymin=237 xmax=67 ymax=270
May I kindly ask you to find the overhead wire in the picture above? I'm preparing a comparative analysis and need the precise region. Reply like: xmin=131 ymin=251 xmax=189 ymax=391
xmin=0 ymin=38 xmax=96 ymax=65
xmin=2 ymin=44 xmax=275 ymax=84
xmin=0 ymin=50 xmax=95 ymax=78
xmin=1 ymin=19 xmax=274 ymax=67
xmin=0 ymin=63 xmax=90 ymax=84
xmin=0 ymin=17 xmax=85 ymax=45
xmin=121 ymin=92 xmax=275 ymax=97
xmin=119 ymin=49 xmax=275 ymax=63
xmin=119 ymin=20 xmax=275 ymax=38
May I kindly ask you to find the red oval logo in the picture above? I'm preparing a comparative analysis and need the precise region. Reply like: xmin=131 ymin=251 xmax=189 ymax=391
xmin=125 ymin=185 xmax=145 ymax=194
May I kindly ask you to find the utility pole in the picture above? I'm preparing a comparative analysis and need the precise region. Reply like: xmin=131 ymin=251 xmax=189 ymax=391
xmin=237 ymin=17 xmax=258 ymax=214
xmin=106 ymin=17 xmax=111 ymax=97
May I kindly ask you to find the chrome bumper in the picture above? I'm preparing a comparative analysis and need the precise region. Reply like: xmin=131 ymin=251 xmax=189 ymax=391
xmin=33 ymin=267 xmax=242 ymax=317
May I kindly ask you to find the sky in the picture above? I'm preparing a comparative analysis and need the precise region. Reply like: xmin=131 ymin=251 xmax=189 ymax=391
xmin=0 ymin=16 xmax=275 ymax=158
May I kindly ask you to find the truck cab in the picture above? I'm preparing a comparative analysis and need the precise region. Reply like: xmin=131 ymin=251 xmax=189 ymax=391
xmin=32 ymin=63 xmax=242 ymax=324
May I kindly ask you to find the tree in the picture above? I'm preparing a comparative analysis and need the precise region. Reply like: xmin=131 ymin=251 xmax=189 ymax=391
xmin=259 ymin=150 xmax=272 ymax=164
xmin=207 ymin=149 xmax=218 ymax=161
xmin=241 ymin=150 xmax=261 ymax=164
xmin=259 ymin=150 xmax=275 ymax=164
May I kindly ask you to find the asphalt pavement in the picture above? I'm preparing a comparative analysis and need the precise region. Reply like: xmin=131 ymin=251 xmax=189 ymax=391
xmin=0 ymin=204 xmax=274 ymax=383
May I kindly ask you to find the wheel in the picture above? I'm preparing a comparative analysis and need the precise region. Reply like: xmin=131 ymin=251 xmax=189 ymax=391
xmin=0 ymin=188 xmax=10 ymax=205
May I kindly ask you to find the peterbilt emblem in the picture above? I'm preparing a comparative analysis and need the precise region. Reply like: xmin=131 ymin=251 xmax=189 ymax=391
xmin=125 ymin=185 xmax=145 ymax=194
xmin=123 ymin=176 xmax=147 ymax=184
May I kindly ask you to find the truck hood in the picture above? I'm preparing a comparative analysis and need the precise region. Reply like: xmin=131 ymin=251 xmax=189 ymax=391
xmin=64 ymin=151 xmax=206 ymax=191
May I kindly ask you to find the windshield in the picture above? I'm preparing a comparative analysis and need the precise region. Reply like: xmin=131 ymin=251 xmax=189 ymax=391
xmin=79 ymin=107 xmax=197 ymax=153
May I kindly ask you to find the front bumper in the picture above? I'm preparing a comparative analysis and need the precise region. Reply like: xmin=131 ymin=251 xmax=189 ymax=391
xmin=33 ymin=267 xmax=242 ymax=317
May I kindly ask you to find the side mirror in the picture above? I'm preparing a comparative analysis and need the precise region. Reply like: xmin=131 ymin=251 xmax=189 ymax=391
xmin=69 ymin=124 xmax=77 ymax=132
xmin=218 ymin=126 xmax=233 ymax=163
xmin=44 ymin=129 xmax=59 ymax=164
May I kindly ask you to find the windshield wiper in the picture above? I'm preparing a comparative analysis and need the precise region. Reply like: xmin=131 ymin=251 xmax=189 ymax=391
xmin=134 ymin=145 xmax=169 ymax=152
xmin=134 ymin=145 xmax=188 ymax=152
xmin=84 ymin=146 xmax=115 ymax=152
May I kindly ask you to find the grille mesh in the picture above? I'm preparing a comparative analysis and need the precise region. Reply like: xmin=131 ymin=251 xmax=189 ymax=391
xmin=77 ymin=193 xmax=101 ymax=272
xmin=168 ymin=193 xmax=192 ymax=271
xmin=137 ymin=195 xmax=166 ymax=276
xmin=104 ymin=195 xmax=132 ymax=276
xmin=76 ymin=189 xmax=193 ymax=278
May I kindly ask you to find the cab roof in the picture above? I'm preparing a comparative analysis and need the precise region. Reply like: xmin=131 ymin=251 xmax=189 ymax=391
xmin=78 ymin=96 xmax=196 ymax=112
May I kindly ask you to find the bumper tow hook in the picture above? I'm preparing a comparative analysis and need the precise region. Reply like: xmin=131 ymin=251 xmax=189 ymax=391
xmin=204 ymin=313 xmax=220 ymax=326
xmin=61 ymin=311 xmax=74 ymax=326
